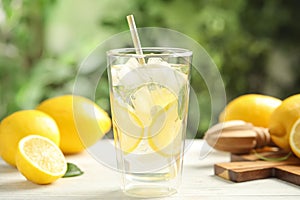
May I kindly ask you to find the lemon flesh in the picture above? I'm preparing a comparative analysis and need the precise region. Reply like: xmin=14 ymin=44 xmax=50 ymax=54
xmin=16 ymin=135 xmax=67 ymax=184
xmin=289 ymin=118 xmax=300 ymax=158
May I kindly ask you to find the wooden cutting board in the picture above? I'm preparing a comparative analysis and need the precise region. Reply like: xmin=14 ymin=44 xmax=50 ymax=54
xmin=214 ymin=150 xmax=300 ymax=185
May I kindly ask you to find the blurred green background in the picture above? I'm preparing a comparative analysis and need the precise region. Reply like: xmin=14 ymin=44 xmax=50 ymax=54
xmin=0 ymin=0 xmax=299 ymax=138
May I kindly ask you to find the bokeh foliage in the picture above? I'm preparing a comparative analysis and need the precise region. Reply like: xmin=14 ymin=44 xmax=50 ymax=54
xmin=0 ymin=0 xmax=299 ymax=138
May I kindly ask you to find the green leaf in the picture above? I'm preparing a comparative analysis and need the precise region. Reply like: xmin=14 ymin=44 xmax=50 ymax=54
xmin=63 ymin=162 xmax=84 ymax=178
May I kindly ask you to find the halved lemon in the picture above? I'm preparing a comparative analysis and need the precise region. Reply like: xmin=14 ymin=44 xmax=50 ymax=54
xmin=148 ymin=100 xmax=183 ymax=157
xmin=111 ymin=99 xmax=144 ymax=154
xmin=16 ymin=135 xmax=67 ymax=184
xmin=289 ymin=118 xmax=300 ymax=159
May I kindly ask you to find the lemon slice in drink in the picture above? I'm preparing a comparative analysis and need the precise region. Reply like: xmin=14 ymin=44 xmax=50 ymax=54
xmin=131 ymin=83 xmax=177 ymax=126
xmin=289 ymin=118 xmax=300 ymax=159
xmin=111 ymin=99 xmax=144 ymax=153
xmin=130 ymin=83 xmax=183 ymax=156
xmin=16 ymin=135 xmax=67 ymax=185
xmin=148 ymin=99 xmax=183 ymax=157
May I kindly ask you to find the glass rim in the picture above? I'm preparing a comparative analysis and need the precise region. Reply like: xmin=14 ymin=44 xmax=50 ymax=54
xmin=106 ymin=47 xmax=192 ymax=57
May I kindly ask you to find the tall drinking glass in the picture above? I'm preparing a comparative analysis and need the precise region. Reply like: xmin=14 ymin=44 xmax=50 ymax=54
xmin=107 ymin=47 xmax=192 ymax=198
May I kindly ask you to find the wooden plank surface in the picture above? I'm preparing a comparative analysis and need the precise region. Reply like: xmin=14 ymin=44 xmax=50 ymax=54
xmin=215 ymin=161 xmax=275 ymax=182
xmin=275 ymin=165 xmax=300 ymax=185
xmin=215 ymin=150 xmax=300 ymax=185
xmin=1 ymin=140 xmax=300 ymax=200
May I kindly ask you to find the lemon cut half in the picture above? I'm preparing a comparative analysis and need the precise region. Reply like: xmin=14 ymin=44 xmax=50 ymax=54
xmin=289 ymin=118 xmax=300 ymax=159
xmin=16 ymin=135 xmax=67 ymax=184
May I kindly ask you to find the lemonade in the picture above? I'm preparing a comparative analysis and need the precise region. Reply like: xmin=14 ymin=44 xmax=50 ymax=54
xmin=107 ymin=48 xmax=192 ymax=197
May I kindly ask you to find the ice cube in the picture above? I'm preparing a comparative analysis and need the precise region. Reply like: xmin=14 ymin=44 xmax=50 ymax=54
xmin=112 ymin=58 xmax=188 ymax=96
xmin=111 ymin=65 xmax=128 ymax=86
xmin=125 ymin=57 xmax=141 ymax=69
xmin=111 ymin=58 xmax=141 ymax=86
xmin=147 ymin=57 xmax=170 ymax=67
xmin=143 ymin=63 xmax=188 ymax=95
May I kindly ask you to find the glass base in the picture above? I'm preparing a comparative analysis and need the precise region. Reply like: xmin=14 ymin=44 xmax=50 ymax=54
xmin=122 ymin=172 xmax=180 ymax=198
xmin=123 ymin=185 xmax=177 ymax=198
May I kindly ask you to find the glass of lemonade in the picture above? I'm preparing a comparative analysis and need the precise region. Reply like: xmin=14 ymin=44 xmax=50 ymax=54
xmin=107 ymin=47 xmax=192 ymax=198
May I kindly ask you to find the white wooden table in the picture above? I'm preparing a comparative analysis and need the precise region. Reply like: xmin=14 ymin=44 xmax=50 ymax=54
xmin=1 ymin=140 xmax=300 ymax=199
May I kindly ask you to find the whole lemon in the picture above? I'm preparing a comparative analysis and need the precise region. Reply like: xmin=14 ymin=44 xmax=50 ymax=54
xmin=36 ymin=95 xmax=111 ymax=154
xmin=219 ymin=94 xmax=282 ymax=128
xmin=269 ymin=94 xmax=300 ymax=150
xmin=0 ymin=110 xmax=60 ymax=166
